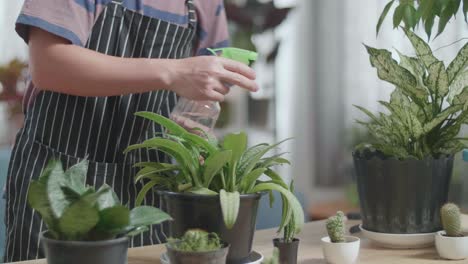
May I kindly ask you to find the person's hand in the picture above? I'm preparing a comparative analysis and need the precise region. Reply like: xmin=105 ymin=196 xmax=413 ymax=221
xmin=166 ymin=56 xmax=258 ymax=101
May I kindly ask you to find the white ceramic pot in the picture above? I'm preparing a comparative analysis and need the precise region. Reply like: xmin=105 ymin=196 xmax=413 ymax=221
xmin=321 ymin=236 xmax=360 ymax=264
xmin=435 ymin=231 xmax=468 ymax=260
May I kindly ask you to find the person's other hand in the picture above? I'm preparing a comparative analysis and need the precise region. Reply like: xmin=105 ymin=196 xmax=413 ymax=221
xmin=166 ymin=56 xmax=258 ymax=101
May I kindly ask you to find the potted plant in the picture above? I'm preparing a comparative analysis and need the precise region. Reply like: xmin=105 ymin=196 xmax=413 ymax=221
xmin=262 ymin=248 xmax=279 ymax=264
xmin=165 ymin=229 xmax=229 ymax=264
xmin=435 ymin=203 xmax=468 ymax=260
xmin=125 ymin=112 xmax=304 ymax=264
xmin=273 ymin=182 xmax=300 ymax=264
xmin=28 ymin=159 xmax=172 ymax=264
xmin=321 ymin=212 xmax=360 ymax=264
xmin=354 ymin=1 xmax=468 ymax=233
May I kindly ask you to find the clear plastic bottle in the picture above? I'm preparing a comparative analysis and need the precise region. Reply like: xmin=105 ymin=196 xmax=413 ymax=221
xmin=170 ymin=48 xmax=258 ymax=134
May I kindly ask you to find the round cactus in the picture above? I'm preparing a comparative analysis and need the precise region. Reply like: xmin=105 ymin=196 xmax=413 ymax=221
xmin=326 ymin=211 xmax=346 ymax=243
xmin=441 ymin=203 xmax=462 ymax=237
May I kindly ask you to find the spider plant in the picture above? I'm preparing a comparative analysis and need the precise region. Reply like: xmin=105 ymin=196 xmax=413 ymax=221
xmin=124 ymin=112 xmax=304 ymax=236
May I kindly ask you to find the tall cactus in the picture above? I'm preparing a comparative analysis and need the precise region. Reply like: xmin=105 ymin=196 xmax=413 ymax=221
xmin=326 ymin=211 xmax=346 ymax=243
xmin=441 ymin=203 xmax=463 ymax=237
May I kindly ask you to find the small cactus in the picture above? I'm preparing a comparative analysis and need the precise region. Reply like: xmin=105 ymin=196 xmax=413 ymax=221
xmin=167 ymin=229 xmax=222 ymax=252
xmin=326 ymin=211 xmax=346 ymax=243
xmin=441 ymin=203 xmax=463 ymax=237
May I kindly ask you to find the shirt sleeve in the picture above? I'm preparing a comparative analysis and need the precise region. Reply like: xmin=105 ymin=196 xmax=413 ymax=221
xmin=195 ymin=0 xmax=230 ymax=55
xmin=16 ymin=0 xmax=96 ymax=46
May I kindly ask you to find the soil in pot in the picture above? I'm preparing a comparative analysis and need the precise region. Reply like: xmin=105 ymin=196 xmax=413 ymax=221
xmin=40 ymin=231 xmax=128 ymax=264
xmin=273 ymin=238 xmax=299 ymax=264
xmin=166 ymin=243 xmax=230 ymax=264
xmin=158 ymin=191 xmax=263 ymax=264
xmin=353 ymin=150 xmax=453 ymax=233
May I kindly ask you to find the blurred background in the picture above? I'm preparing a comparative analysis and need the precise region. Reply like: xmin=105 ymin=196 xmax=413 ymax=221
xmin=0 ymin=0 xmax=467 ymax=259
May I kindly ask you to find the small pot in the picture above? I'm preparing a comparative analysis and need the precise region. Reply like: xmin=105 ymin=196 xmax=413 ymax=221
xmin=158 ymin=190 xmax=264 ymax=264
xmin=435 ymin=231 xmax=468 ymax=260
xmin=166 ymin=243 xmax=230 ymax=264
xmin=273 ymin=238 xmax=299 ymax=264
xmin=321 ymin=236 xmax=360 ymax=264
xmin=40 ymin=231 xmax=128 ymax=264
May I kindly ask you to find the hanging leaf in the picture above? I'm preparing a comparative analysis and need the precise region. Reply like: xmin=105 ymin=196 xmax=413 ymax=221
xmin=219 ymin=190 xmax=240 ymax=229
xmin=377 ymin=0 xmax=395 ymax=35
xmin=393 ymin=4 xmax=406 ymax=28
xmin=436 ymin=0 xmax=461 ymax=38
xmin=403 ymin=28 xmax=438 ymax=68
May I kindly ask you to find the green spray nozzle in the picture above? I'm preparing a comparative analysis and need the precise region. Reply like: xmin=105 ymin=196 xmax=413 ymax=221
xmin=207 ymin=47 xmax=258 ymax=66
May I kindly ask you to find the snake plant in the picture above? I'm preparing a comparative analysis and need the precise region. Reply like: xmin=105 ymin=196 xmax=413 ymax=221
xmin=125 ymin=112 xmax=304 ymax=236
xmin=28 ymin=159 xmax=172 ymax=241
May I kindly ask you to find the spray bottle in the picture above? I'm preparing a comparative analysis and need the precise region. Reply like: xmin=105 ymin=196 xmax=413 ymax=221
xmin=170 ymin=47 xmax=258 ymax=134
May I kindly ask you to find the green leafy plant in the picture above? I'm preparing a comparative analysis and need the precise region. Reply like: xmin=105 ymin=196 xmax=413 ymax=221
xmin=326 ymin=211 xmax=346 ymax=243
xmin=441 ymin=203 xmax=463 ymax=237
xmin=125 ymin=112 xmax=304 ymax=237
xmin=28 ymin=159 xmax=172 ymax=241
xmin=167 ymin=229 xmax=223 ymax=252
xmin=282 ymin=181 xmax=297 ymax=243
xmin=355 ymin=28 xmax=468 ymax=159
xmin=376 ymin=0 xmax=468 ymax=39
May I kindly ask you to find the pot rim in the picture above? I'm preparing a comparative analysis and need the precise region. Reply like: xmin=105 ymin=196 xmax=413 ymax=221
xmin=352 ymin=150 xmax=454 ymax=162
xmin=436 ymin=231 xmax=468 ymax=239
xmin=156 ymin=190 xmax=267 ymax=199
xmin=321 ymin=236 xmax=360 ymax=244
xmin=272 ymin=237 xmax=300 ymax=243
xmin=165 ymin=243 xmax=230 ymax=254
xmin=40 ymin=231 xmax=129 ymax=247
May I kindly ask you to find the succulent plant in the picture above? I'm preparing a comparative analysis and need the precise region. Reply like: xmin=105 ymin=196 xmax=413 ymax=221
xmin=167 ymin=229 xmax=223 ymax=252
xmin=28 ymin=159 xmax=172 ymax=241
xmin=326 ymin=211 xmax=346 ymax=243
xmin=262 ymin=248 xmax=280 ymax=264
xmin=441 ymin=203 xmax=463 ymax=237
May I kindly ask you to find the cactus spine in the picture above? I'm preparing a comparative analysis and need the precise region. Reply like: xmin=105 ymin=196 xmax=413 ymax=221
xmin=326 ymin=211 xmax=346 ymax=243
xmin=441 ymin=203 xmax=463 ymax=237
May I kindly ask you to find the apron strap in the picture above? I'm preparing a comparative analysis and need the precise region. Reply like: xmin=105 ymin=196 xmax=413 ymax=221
xmin=186 ymin=0 xmax=197 ymax=29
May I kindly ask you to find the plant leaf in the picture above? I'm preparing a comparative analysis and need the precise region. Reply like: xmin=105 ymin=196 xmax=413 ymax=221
xmin=223 ymin=132 xmax=248 ymax=165
xmin=377 ymin=0 xmax=395 ymax=35
xmin=353 ymin=105 xmax=382 ymax=124
xmin=95 ymin=206 xmax=130 ymax=233
xmin=46 ymin=160 xmax=69 ymax=218
xmin=96 ymin=184 xmax=120 ymax=210
xmin=135 ymin=180 xmax=160 ymax=206
xmin=135 ymin=165 xmax=179 ymax=183
xmin=58 ymin=199 xmax=99 ymax=240
xmin=447 ymin=42 xmax=468 ymax=85
xmin=403 ymin=28 xmax=438 ymax=68
xmin=135 ymin=111 xmax=187 ymax=136
xmin=436 ymin=0 xmax=460 ymax=38
xmin=129 ymin=206 xmax=172 ymax=227
xmin=64 ymin=159 xmax=88 ymax=195
xmin=203 ymin=150 xmax=232 ymax=187
xmin=426 ymin=61 xmax=449 ymax=97
xmin=423 ymin=105 xmax=462 ymax=133
xmin=240 ymin=168 xmax=267 ymax=193
xmin=393 ymin=4 xmax=406 ymax=28
xmin=126 ymin=226 xmax=150 ymax=237
xmin=252 ymin=183 xmax=304 ymax=235
xmin=453 ymin=86 xmax=468 ymax=110
xmin=219 ymin=190 xmax=240 ymax=229
xmin=187 ymin=187 xmax=218 ymax=195
xmin=28 ymin=174 xmax=58 ymax=237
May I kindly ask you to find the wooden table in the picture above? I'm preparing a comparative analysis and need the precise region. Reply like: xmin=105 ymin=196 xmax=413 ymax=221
xmin=12 ymin=215 xmax=468 ymax=264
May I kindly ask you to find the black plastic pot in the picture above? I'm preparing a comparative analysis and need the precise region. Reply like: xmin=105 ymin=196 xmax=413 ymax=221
xmin=158 ymin=191 xmax=263 ymax=264
xmin=353 ymin=151 xmax=453 ymax=233
xmin=40 ymin=231 xmax=128 ymax=264
xmin=166 ymin=243 xmax=229 ymax=264
xmin=273 ymin=238 xmax=299 ymax=264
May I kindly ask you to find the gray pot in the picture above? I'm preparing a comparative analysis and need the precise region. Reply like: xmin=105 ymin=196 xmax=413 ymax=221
xmin=40 ymin=231 xmax=128 ymax=264
xmin=273 ymin=238 xmax=299 ymax=264
xmin=158 ymin=191 xmax=263 ymax=264
xmin=353 ymin=151 xmax=453 ymax=233
xmin=166 ymin=244 xmax=229 ymax=264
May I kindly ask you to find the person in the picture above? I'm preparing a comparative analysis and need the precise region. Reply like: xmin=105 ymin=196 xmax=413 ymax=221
xmin=5 ymin=0 xmax=258 ymax=262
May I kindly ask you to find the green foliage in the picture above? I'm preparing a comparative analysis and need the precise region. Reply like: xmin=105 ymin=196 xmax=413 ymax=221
xmin=282 ymin=181 xmax=296 ymax=243
xmin=441 ymin=203 xmax=463 ymax=237
xmin=326 ymin=211 xmax=346 ymax=243
xmin=125 ymin=112 xmax=304 ymax=237
xmin=376 ymin=0 xmax=468 ymax=39
xmin=167 ymin=229 xmax=223 ymax=252
xmin=356 ymin=31 xmax=468 ymax=159
xmin=262 ymin=248 xmax=280 ymax=264
xmin=27 ymin=159 xmax=172 ymax=241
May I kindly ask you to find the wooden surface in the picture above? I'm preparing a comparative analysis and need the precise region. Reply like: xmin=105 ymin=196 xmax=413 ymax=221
xmin=11 ymin=215 xmax=468 ymax=264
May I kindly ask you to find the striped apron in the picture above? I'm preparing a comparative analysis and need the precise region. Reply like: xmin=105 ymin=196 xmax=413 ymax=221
xmin=5 ymin=0 xmax=197 ymax=261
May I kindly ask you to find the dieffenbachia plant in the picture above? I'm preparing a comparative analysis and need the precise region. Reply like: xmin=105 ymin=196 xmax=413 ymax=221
xmin=28 ymin=159 xmax=172 ymax=241
xmin=376 ymin=0 xmax=468 ymax=39
xmin=125 ymin=112 xmax=304 ymax=236
xmin=356 ymin=28 xmax=468 ymax=159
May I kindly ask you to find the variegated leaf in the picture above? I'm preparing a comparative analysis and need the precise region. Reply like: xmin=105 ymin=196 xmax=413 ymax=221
xmin=403 ymin=28 xmax=438 ymax=68
xmin=423 ymin=105 xmax=463 ymax=133
xmin=453 ymin=86 xmax=468 ymax=110
xmin=365 ymin=45 xmax=427 ymax=101
xmin=447 ymin=42 xmax=468 ymax=84
xmin=426 ymin=61 xmax=449 ymax=97
xmin=448 ymin=70 xmax=468 ymax=104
